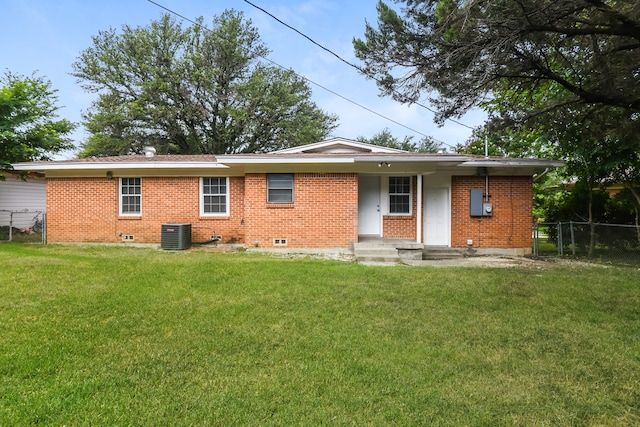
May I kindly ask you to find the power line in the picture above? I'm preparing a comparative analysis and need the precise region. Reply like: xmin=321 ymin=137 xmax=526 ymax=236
xmin=242 ymin=0 xmax=476 ymax=131
xmin=146 ymin=0 xmax=453 ymax=146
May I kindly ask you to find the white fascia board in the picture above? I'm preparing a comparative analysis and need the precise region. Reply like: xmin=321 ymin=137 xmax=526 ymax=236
xmin=353 ymin=155 xmax=470 ymax=163
xmin=215 ymin=156 xmax=355 ymax=164
xmin=12 ymin=161 xmax=229 ymax=171
xmin=458 ymin=159 xmax=564 ymax=168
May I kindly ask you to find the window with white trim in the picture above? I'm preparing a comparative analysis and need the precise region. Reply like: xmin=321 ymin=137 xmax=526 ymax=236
xmin=389 ymin=176 xmax=411 ymax=214
xmin=267 ymin=173 xmax=294 ymax=203
xmin=201 ymin=177 xmax=229 ymax=216
xmin=120 ymin=177 xmax=141 ymax=215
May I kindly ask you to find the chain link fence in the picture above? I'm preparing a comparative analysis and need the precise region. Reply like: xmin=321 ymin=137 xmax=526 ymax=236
xmin=533 ymin=221 xmax=640 ymax=266
xmin=0 ymin=210 xmax=46 ymax=243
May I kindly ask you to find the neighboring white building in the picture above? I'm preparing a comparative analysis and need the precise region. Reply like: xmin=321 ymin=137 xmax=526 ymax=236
xmin=0 ymin=172 xmax=46 ymax=229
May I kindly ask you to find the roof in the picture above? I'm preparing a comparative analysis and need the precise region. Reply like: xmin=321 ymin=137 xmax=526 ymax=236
xmin=11 ymin=138 xmax=563 ymax=174
xmin=12 ymin=154 xmax=227 ymax=171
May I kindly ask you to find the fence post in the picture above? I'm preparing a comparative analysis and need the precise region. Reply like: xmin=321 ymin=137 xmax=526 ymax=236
xmin=570 ymin=221 xmax=576 ymax=256
xmin=42 ymin=212 xmax=46 ymax=244
xmin=533 ymin=224 xmax=538 ymax=257
xmin=8 ymin=211 xmax=13 ymax=242
xmin=558 ymin=222 xmax=563 ymax=256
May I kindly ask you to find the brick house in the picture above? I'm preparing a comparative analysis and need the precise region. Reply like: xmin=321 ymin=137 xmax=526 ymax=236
xmin=12 ymin=138 xmax=561 ymax=255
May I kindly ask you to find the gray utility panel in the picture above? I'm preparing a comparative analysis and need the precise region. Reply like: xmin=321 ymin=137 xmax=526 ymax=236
xmin=470 ymin=188 xmax=492 ymax=217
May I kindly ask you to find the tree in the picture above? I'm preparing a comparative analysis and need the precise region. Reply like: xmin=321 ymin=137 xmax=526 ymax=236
xmin=73 ymin=11 xmax=338 ymax=157
xmin=357 ymin=128 xmax=439 ymax=152
xmin=0 ymin=71 xmax=74 ymax=173
xmin=354 ymin=1 xmax=640 ymax=126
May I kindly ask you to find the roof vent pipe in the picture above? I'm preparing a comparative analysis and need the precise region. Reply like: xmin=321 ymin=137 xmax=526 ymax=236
xmin=143 ymin=146 xmax=156 ymax=158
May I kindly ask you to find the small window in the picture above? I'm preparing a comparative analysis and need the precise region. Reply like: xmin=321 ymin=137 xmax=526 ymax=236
xmin=201 ymin=177 xmax=229 ymax=216
xmin=120 ymin=177 xmax=141 ymax=215
xmin=389 ymin=176 xmax=411 ymax=214
xmin=267 ymin=173 xmax=294 ymax=204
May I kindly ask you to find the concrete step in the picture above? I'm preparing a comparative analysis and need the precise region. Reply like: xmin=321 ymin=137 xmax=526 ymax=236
xmin=422 ymin=247 xmax=466 ymax=260
xmin=354 ymin=241 xmax=424 ymax=265
xmin=354 ymin=249 xmax=401 ymax=264
xmin=354 ymin=241 xmax=423 ymax=250
xmin=354 ymin=243 xmax=401 ymax=264
xmin=353 ymin=248 xmax=399 ymax=258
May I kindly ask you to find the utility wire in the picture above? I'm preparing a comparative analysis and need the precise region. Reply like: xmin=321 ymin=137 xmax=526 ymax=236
xmin=242 ymin=0 xmax=476 ymax=131
xmin=146 ymin=0 xmax=454 ymax=146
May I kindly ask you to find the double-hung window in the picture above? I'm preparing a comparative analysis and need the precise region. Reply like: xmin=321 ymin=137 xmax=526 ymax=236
xmin=267 ymin=173 xmax=294 ymax=204
xmin=120 ymin=177 xmax=141 ymax=216
xmin=389 ymin=176 xmax=411 ymax=214
xmin=201 ymin=177 xmax=229 ymax=216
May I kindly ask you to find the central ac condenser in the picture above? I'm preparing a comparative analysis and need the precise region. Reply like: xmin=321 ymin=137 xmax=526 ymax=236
xmin=161 ymin=223 xmax=192 ymax=250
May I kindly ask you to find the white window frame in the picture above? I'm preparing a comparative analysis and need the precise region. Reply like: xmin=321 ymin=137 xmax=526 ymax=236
xmin=119 ymin=177 xmax=142 ymax=216
xmin=267 ymin=173 xmax=294 ymax=204
xmin=388 ymin=176 xmax=412 ymax=215
xmin=200 ymin=177 xmax=230 ymax=217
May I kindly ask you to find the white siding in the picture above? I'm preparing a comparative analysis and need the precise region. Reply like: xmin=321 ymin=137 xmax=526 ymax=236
xmin=0 ymin=175 xmax=46 ymax=228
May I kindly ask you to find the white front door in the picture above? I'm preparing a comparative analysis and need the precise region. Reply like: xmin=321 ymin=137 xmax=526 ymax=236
xmin=424 ymin=187 xmax=450 ymax=246
xmin=358 ymin=175 xmax=381 ymax=236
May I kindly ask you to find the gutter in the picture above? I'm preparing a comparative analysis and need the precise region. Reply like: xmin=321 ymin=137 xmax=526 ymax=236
xmin=12 ymin=161 xmax=229 ymax=171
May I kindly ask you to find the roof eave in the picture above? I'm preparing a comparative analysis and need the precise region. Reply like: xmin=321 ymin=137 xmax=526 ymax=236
xmin=458 ymin=159 xmax=564 ymax=168
xmin=11 ymin=161 xmax=229 ymax=171
xmin=354 ymin=155 xmax=470 ymax=163
xmin=215 ymin=155 xmax=356 ymax=164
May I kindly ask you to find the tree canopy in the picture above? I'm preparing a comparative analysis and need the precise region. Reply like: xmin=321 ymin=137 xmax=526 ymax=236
xmin=73 ymin=11 xmax=338 ymax=157
xmin=357 ymin=128 xmax=439 ymax=152
xmin=0 ymin=71 xmax=74 ymax=171
xmin=353 ymin=0 xmax=640 ymax=127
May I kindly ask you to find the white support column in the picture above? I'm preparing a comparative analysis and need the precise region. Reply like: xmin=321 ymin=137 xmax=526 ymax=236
xmin=416 ymin=174 xmax=423 ymax=244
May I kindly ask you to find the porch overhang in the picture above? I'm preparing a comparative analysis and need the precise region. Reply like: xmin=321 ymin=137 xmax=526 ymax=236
xmin=457 ymin=159 xmax=564 ymax=175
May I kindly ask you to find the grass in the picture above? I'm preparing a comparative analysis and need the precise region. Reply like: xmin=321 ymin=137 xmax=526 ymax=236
xmin=1 ymin=244 xmax=639 ymax=426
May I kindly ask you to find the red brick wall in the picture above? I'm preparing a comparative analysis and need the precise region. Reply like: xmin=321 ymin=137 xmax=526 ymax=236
xmin=451 ymin=176 xmax=533 ymax=248
xmin=244 ymin=173 xmax=358 ymax=248
xmin=382 ymin=176 xmax=417 ymax=239
xmin=46 ymin=173 xmax=532 ymax=249
xmin=46 ymin=177 xmax=245 ymax=244
xmin=47 ymin=178 xmax=118 ymax=243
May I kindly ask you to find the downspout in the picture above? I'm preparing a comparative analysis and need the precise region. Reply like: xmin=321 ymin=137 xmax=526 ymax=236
xmin=484 ymin=135 xmax=489 ymax=203
xmin=533 ymin=168 xmax=550 ymax=182
xmin=416 ymin=175 xmax=422 ymax=244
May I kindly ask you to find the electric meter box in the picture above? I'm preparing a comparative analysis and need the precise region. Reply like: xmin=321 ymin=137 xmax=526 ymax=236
xmin=470 ymin=189 xmax=492 ymax=217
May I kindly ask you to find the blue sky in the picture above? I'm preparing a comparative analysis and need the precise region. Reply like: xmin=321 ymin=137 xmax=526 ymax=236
xmin=2 ymin=0 xmax=484 ymax=158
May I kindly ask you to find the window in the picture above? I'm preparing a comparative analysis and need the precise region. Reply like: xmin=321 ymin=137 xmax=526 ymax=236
xmin=267 ymin=173 xmax=294 ymax=203
xmin=389 ymin=176 xmax=411 ymax=214
xmin=201 ymin=177 xmax=229 ymax=216
xmin=120 ymin=177 xmax=141 ymax=215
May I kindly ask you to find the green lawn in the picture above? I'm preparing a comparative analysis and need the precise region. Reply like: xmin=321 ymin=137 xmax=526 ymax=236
xmin=1 ymin=244 xmax=639 ymax=426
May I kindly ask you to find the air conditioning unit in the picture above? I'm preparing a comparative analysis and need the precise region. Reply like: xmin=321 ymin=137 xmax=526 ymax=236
xmin=161 ymin=223 xmax=192 ymax=250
